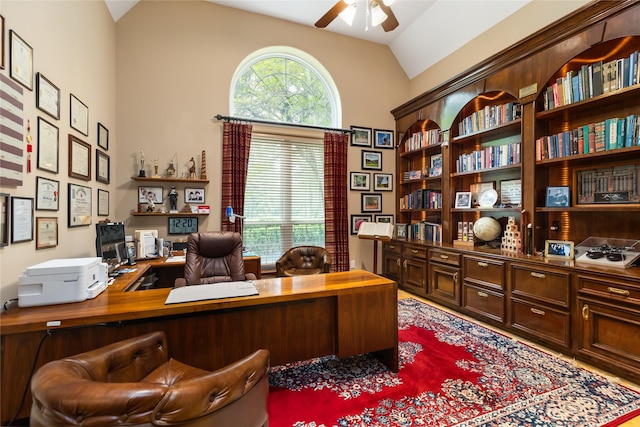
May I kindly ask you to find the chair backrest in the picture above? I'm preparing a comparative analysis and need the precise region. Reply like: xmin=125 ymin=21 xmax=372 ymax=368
xmin=184 ymin=231 xmax=247 ymax=285
xmin=276 ymin=246 xmax=332 ymax=277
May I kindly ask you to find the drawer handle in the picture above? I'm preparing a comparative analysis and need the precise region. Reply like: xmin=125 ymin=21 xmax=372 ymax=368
xmin=440 ymin=254 xmax=449 ymax=259
xmin=389 ymin=245 xmax=396 ymax=249
xmin=477 ymin=291 xmax=488 ymax=298
xmin=582 ymin=304 xmax=589 ymax=320
xmin=411 ymin=249 xmax=419 ymax=254
xmin=403 ymin=260 xmax=407 ymax=268
xmin=396 ymin=259 xmax=401 ymax=267
xmin=530 ymin=308 xmax=545 ymax=316
xmin=453 ymin=272 xmax=458 ymax=285
xmin=530 ymin=272 xmax=546 ymax=279
xmin=477 ymin=261 xmax=488 ymax=268
xmin=607 ymin=287 xmax=630 ymax=296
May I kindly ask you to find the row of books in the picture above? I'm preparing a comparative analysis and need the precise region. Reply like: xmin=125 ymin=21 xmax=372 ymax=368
xmin=396 ymin=222 xmax=442 ymax=243
xmin=399 ymin=189 xmax=442 ymax=210
xmin=457 ymin=102 xmax=521 ymax=136
xmin=455 ymin=142 xmax=521 ymax=173
xmin=404 ymin=128 xmax=441 ymax=152
xmin=402 ymin=154 xmax=443 ymax=180
xmin=542 ymin=51 xmax=640 ymax=111
xmin=535 ymin=115 xmax=640 ymax=161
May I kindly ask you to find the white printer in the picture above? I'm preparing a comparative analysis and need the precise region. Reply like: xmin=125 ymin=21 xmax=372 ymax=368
xmin=18 ymin=257 xmax=108 ymax=307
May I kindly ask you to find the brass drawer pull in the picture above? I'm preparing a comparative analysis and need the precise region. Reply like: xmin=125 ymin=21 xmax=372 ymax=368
xmin=477 ymin=261 xmax=488 ymax=268
xmin=477 ymin=291 xmax=488 ymax=298
xmin=389 ymin=245 xmax=396 ymax=249
xmin=582 ymin=304 xmax=589 ymax=320
xmin=439 ymin=254 xmax=449 ymax=259
xmin=453 ymin=272 xmax=458 ymax=284
xmin=411 ymin=249 xmax=419 ymax=254
xmin=607 ymin=287 xmax=630 ymax=296
xmin=396 ymin=259 xmax=401 ymax=267
xmin=530 ymin=272 xmax=546 ymax=279
xmin=530 ymin=308 xmax=545 ymax=316
xmin=403 ymin=260 xmax=407 ymax=268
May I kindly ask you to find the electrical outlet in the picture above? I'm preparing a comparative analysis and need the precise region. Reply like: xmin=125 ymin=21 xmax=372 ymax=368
xmin=350 ymin=260 xmax=356 ymax=269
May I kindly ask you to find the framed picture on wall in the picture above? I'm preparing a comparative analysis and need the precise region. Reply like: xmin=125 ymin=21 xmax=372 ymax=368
xmin=350 ymin=172 xmax=370 ymax=191
xmin=1 ymin=193 xmax=9 ymax=247
xmin=97 ymin=123 xmax=109 ymax=150
xmin=374 ymin=129 xmax=394 ymax=149
xmin=373 ymin=173 xmax=393 ymax=191
xmin=350 ymin=126 xmax=372 ymax=147
xmin=96 ymin=150 xmax=110 ymax=184
xmin=36 ymin=217 xmax=58 ymax=249
xmin=11 ymin=196 xmax=33 ymax=242
xmin=68 ymin=134 xmax=91 ymax=181
xmin=9 ymin=30 xmax=33 ymax=90
xmin=37 ymin=117 xmax=59 ymax=174
xmin=374 ymin=214 xmax=394 ymax=224
xmin=185 ymin=188 xmax=205 ymax=204
xmin=97 ymin=189 xmax=109 ymax=216
xmin=361 ymin=193 xmax=382 ymax=213
xmin=68 ymin=183 xmax=92 ymax=227
xmin=36 ymin=73 xmax=61 ymax=119
xmin=361 ymin=150 xmax=382 ymax=170
xmin=0 ymin=15 xmax=4 ymax=70
xmin=36 ymin=176 xmax=59 ymax=211
xmin=350 ymin=214 xmax=372 ymax=235
xmin=70 ymin=94 xmax=89 ymax=136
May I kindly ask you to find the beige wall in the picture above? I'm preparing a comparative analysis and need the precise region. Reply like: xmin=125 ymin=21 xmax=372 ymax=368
xmin=0 ymin=1 xmax=116 ymax=300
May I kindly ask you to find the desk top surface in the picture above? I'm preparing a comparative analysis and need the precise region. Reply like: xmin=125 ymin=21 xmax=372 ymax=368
xmin=0 ymin=268 xmax=395 ymax=335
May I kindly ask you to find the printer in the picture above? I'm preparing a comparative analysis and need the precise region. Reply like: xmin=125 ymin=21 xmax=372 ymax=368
xmin=18 ymin=257 xmax=108 ymax=307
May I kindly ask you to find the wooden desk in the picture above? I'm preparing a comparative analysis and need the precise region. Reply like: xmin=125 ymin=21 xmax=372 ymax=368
xmin=0 ymin=269 xmax=396 ymax=423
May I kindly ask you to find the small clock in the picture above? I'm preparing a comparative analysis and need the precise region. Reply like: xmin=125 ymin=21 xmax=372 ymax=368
xmin=478 ymin=188 xmax=498 ymax=208
xmin=168 ymin=217 xmax=198 ymax=235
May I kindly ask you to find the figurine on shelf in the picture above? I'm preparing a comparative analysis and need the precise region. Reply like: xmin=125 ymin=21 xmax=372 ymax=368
xmin=146 ymin=191 xmax=156 ymax=213
xmin=188 ymin=157 xmax=197 ymax=179
xmin=152 ymin=158 xmax=161 ymax=178
xmin=181 ymin=203 xmax=192 ymax=213
xmin=168 ymin=186 xmax=178 ymax=212
xmin=138 ymin=149 xmax=146 ymax=177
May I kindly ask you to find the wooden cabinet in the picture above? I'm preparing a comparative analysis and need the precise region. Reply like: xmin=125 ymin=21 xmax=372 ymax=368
xmin=428 ymin=248 xmax=460 ymax=308
xmin=382 ymin=242 xmax=427 ymax=296
xmin=382 ymin=242 xmax=402 ymax=284
xmin=462 ymin=255 xmax=506 ymax=324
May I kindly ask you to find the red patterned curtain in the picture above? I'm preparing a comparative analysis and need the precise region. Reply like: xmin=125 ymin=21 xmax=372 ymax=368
xmin=221 ymin=121 xmax=252 ymax=233
xmin=324 ymin=132 xmax=350 ymax=272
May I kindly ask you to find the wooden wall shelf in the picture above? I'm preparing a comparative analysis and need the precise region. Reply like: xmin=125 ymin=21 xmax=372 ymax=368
xmin=131 ymin=176 xmax=209 ymax=184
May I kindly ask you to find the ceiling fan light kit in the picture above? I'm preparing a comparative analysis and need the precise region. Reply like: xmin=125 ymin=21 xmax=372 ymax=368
xmin=316 ymin=0 xmax=398 ymax=32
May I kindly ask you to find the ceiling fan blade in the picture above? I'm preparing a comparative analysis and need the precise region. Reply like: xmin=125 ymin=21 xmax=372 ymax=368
xmin=378 ymin=2 xmax=399 ymax=32
xmin=315 ymin=0 xmax=348 ymax=28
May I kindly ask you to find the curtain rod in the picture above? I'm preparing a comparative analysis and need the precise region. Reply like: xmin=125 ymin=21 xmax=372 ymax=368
xmin=214 ymin=114 xmax=353 ymax=134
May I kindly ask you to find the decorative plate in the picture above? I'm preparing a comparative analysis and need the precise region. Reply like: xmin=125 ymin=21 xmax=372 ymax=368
xmin=478 ymin=188 xmax=498 ymax=207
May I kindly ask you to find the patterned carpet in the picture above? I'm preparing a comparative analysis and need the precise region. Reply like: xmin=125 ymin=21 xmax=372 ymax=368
xmin=268 ymin=298 xmax=640 ymax=427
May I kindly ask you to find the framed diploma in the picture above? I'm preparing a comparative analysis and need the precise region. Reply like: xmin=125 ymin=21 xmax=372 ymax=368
xmin=70 ymin=93 xmax=89 ymax=136
xmin=0 ymin=193 xmax=8 ymax=247
xmin=98 ymin=122 xmax=109 ymax=150
xmin=97 ymin=189 xmax=109 ymax=216
xmin=11 ymin=196 xmax=33 ymax=243
xmin=36 ymin=176 xmax=59 ymax=211
xmin=37 ymin=117 xmax=59 ymax=174
xmin=36 ymin=73 xmax=61 ymax=119
xmin=36 ymin=217 xmax=58 ymax=249
xmin=68 ymin=134 xmax=91 ymax=181
xmin=9 ymin=30 xmax=33 ymax=90
xmin=68 ymin=183 xmax=92 ymax=227
xmin=96 ymin=150 xmax=110 ymax=184
xmin=0 ymin=15 xmax=5 ymax=70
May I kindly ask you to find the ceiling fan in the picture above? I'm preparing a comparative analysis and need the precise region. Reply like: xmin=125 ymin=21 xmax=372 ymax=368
xmin=315 ymin=0 xmax=399 ymax=32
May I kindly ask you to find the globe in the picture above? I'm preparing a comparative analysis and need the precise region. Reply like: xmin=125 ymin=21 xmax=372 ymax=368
xmin=473 ymin=217 xmax=502 ymax=242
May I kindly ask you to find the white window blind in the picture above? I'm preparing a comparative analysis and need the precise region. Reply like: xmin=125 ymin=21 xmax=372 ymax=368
xmin=243 ymin=134 xmax=325 ymax=268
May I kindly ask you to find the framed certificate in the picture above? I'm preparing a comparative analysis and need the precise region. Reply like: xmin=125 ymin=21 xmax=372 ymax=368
xmin=68 ymin=183 xmax=92 ymax=227
xmin=37 ymin=117 xmax=59 ymax=174
xmin=0 ymin=193 xmax=9 ymax=247
xmin=36 ymin=176 xmax=59 ymax=211
xmin=70 ymin=93 xmax=89 ymax=136
xmin=68 ymin=134 xmax=91 ymax=181
xmin=9 ymin=30 xmax=33 ymax=90
xmin=36 ymin=73 xmax=60 ymax=119
xmin=36 ymin=217 xmax=58 ymax=249
xmin=98 ymin=123 xmax=109 ymax=150
xmin=0 ymin=15 xmax=5 ymax=70
xmin=11 ymin=196 xmax=33 ymax=243
xmin=96 ymin=150 xmax=110 ymax=184
xmin=97 ymin=189 xmax=109 ymax=216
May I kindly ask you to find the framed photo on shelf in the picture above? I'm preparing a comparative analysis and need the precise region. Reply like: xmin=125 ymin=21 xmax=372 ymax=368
xmin=350 ymin=172 xmax=370 ymax=191
xmin=361 ymin=193 xmax=382 ymax=213
xmin=68 ymin=183 xmax=92 ymax=227
xmin=96 ymin=150 xmax=110 ymax=184
xmin=0 ymin=193 xmax=8 ymax=247
xmin=454 ymin=192 xmax=472 ymax=209
xmin=544 ymin=239 xmax=574 ymax=259
xmin=68 ymin=134 xmax=91 ymax=181
xmin=500 ymin=179 xmax=522 ymax=206
xmin=11 ymin=196 xmax=33 ymax=243
xmin=97 ymin=189 xmax=109 ymax=216
xmin=374 ymin=129 xmax=394 ymax=149
xmin=36 ymin=176 xmax=59 ymax=211
xmin=37 ymin=117 xmax=59 ymax=174
xmin=374 ymin=214 xmax=394 ymax=224
xmin=350 ymin=126 xmax=372 ymax=147
xmin=138 ymin=186 xmax=163 ymax=204
xmin=350 ymin=214 xmax=372 ymax=235
xmin=546 ymin=186 xmax=570 ymax=207
xmin=36 ymin=217 xmax=58 ymax=249
xmin=70 ymin=93 xmax=89 ymax=136
xmin=373 ymin=173 xmax=393 ymax=191
xmin=97 ymin=122 xmax=109 ymax=150
xmin=9 ymin=30 xmax=33 ymax=90
xmin=36 ymin=73 xmax=60 ymax=119
xmin=361 ymin=150 xmax=382 ymax=170
xmin=185 ymin=188 xmax=205 ymax=204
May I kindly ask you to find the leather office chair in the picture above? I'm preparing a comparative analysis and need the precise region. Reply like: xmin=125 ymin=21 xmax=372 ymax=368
xmin=30 ymin=331 xmax=270 ymax=427
xmin=276 ymin=246 xmax=332 ymax=277
xmin=175 ymin=231 xmax=256 ymax=287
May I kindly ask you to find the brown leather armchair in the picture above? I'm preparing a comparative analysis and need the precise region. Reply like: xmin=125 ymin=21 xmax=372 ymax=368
xmin=175 ymin=231 xmax=256 ymax=287
xmin=30 ymin=331 xmax=270 ymax=427
xmin=276 ymin=246 xmax=332 ymax=277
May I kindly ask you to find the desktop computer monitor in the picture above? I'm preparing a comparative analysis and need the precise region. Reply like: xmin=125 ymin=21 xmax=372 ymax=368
xmin=96 ymin=222 xmax=126 ymax=273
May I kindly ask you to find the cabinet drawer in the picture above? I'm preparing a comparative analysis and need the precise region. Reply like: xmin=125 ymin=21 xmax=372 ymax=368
xmin=510 ymin=298 xmax=570 ymax=348
xmin=463 ymin=283 xmax=504 ymax=323
xmin=383 ymin=242 xmax=402 ymax=254
xmin=429 ymin=249 xmax=460 ymax=267
xmin=511 ymin=264 xmax=570 ymax=308
xmin=463 ymin=256 xmax=505 ymax=289
xmin=577 ymin=275 xmax=640 ymax=307
xmin=403 ymin=244 xmax=426 ymax=260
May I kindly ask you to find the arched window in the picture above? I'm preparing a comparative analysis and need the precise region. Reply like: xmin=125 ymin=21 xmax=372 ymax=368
xmin=231 ymin=47 xmax=341 ymax=268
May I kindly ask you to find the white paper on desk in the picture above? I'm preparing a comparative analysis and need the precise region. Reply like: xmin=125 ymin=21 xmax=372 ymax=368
xmin=165 ymin=255 xmax=186 ymax=263
xmin=164 ymin=281 xmax=259 ymax=304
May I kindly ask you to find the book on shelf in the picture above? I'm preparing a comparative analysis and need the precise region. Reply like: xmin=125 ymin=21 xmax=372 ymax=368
xmin=357 ymin=222 xmax=394 ymax=241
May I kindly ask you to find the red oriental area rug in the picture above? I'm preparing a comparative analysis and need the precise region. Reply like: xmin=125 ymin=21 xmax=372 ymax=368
xmin=268 ymin=298 xmax=640 ymax=427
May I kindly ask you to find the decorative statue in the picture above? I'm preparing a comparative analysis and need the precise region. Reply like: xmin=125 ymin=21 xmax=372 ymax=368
xmin=188 ymin=157 xmax=197 ymax=179
xmin=168 ymin=186 xmax=178 ymax=212
xmin=138 ymin=149 xmax=146 ymax=177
